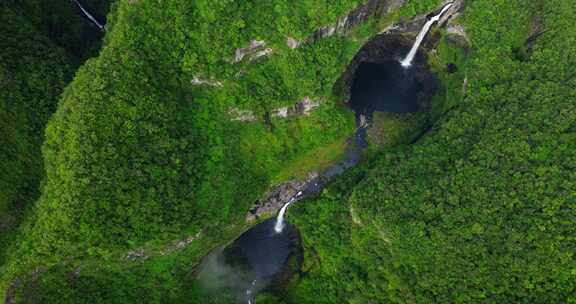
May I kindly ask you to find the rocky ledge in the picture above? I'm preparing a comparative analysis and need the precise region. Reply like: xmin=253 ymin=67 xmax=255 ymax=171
xmin=246 ymin=172 xmax=320 ymax=222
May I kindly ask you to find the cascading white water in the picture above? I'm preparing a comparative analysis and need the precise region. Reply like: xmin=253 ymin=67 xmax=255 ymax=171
xmin=274 ymin=191 xmax=303 ymax=233
xmin=400 ymin=3 xmax=453 ymax=68
xmin=246 ymin=280 xmax=257 ymax=304
xmin=72 ymin=0 xmax=104 ymax=30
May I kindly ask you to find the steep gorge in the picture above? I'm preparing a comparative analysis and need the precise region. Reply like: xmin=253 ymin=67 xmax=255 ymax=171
xmin=2 ymin=0 xmax=575 ymax=303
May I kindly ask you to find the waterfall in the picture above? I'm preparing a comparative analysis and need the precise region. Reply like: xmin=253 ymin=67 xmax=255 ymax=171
xmin=274 ymin=191 xmax=303 ymax=233
xmin=72 ymin=0 xmax=104 ymax=31
xmin=400 ymin=3 xmax=453 ymax=68
xmin=246 ymin=280 xmax=257 ymax=304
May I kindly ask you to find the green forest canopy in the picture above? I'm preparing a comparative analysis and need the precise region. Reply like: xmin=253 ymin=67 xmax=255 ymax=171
xmin=0 ymin=0 xmax=574 ymax=303
xmin=289 ymin=0 xmax=576 ymax=303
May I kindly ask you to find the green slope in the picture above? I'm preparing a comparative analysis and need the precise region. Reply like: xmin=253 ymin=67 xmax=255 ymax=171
xmin=3 ymin=0 xmax=574 ymax=303
xmin=0 ymin=3 xmax=74 ymax=266
xmin=288 ymin=0 xmax=576 ymax=302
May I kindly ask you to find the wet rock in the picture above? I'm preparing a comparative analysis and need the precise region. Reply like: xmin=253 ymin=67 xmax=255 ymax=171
xmin=246 ymin=172 xmax=319 ymax=222
xmin=438 ymin=0 xmax=465 ymax=26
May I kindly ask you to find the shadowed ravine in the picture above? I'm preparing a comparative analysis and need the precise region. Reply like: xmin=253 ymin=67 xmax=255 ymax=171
xmin=72 ymin=0 xmax=104 ymax=30
xmin=194 ymin=5 xmax=451 ymax=302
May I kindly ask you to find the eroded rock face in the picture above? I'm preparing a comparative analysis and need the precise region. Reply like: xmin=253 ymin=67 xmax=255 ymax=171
xmin=191 ymin=75 xmax=223 ymax=87
xmin=336 ymin=33 xmax=439 ymax=114
xmin=271 ymin=97 xmax=323 ymax=118
xmin=308 ymin=0 xmax=406 ymax=43
xmin=286 ymin=37 xmax=300 ymax=49
xmin=228 ymin=108 xmax=257 ymax=122
xmin=230 ymin=97 xmax=323 ymax=122
xmin=336 ymin=0 xmax=465 ymax=108
xmin=238 ymin=0 xmax=468 ymax=221
xmin=447 ymin=23 xmax=471 ymax=49
xmin=246 ymin=172 xmax=319 ymax=222
xmin=232 ymin=40 xmax=270 ymax=63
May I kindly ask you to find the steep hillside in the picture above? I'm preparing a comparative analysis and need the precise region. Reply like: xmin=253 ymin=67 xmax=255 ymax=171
xmin=7 ymin=0 xmax=111 ymax=63
xmin=0 ymin=0 xmax=425 ymax=301
xmin=0 ymin=4 xmax=74 ymax=266
xmin=2 ymin=0 xmax=574 ymax=303
xmin=289 ymin=0 xmax=576 ymax=302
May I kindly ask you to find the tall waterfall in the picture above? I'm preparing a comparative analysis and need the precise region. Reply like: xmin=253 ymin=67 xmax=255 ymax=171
xmin=400 ymin=3 xmax=453 ymax=68
xmin=274 ymin=191 xmax=303 ymax=233
xmin=72 ymin=0 xmax=104 ymax=30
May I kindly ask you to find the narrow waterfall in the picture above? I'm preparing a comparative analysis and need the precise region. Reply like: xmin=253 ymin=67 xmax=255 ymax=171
xmin=246 ymin=280 xmax=257 ymax=304
xmin=72 ymin=0 xmax=104 ymax=31
xmin=400 ymin=3 xmax=453 ymax=68
xmin=274 ymin=191 xmax=303 ymax=233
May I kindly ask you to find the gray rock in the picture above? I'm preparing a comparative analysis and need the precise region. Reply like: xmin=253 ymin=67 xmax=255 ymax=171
xmin=246 ymin=172 xmax=319 ymax=222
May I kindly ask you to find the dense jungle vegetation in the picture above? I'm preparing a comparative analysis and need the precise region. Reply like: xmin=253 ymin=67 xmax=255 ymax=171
xmin=0 ymin=3 xmax=75 ymax=267
xmin=290 ymin=0 xmax=576 ymax=303
xmin=0 ymin=0 xmax=574 ymax=303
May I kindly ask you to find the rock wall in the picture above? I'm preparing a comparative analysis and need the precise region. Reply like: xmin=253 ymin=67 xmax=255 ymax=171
xmin=307 ymin=0 xmax=406 ymax=43
xmin=246 ymin=0 xmax=467 ymax=222
xmin=246 ymin=172 xmax=319 ymax=222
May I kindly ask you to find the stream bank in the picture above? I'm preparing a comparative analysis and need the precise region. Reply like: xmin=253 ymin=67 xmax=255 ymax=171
xmin=194 ymin=2 xmax=467 ymax=303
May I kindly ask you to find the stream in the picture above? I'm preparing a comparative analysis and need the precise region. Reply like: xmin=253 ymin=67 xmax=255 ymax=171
xmin=197 ymin=3 xmax=455 ymax=303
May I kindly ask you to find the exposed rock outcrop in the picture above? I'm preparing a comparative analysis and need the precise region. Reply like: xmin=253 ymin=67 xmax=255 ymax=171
xmin=246 ymin=172 xmax=319 ymax=222
xmin=230 ymin=97 xmax=323 ymax=122
xmin=160 ymin=231 xmax=202 ymax=256
xmin=272 ymin=97 xmax=322 ymax=118
xmin=191 ymin=75 xmax=223 ymax=87
xmin=228 ymin=108 xmax=257 ymax=122
xmin=286 ymin=37 xmax=301 ymax=49
xmin=123 ymin=231 xmax=202 ymax=261
xmin=231 ymin=40 xmax=272 ymax=63
xmin=249 ymin=48 xmax=273 ymax=62
xmin=377 ymin=0 xmax=463 ymax=37
xmin=447 ymin=23 xmax=469 ymax=43
xmin=123 ymin=248 xmax=148 ymax=261
xmin=307 ymin=0 xmax=406 ymax=43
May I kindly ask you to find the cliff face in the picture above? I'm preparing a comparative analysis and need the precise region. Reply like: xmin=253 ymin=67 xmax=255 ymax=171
xmin=288 ymin=0 xmax=576 ymax=302
xmin=2 ymin=1 xmax=465 ymax=301
xmin=0 ymin=1 xmax=74 ymax=263
xmin=245 ymin=0 xmax=467 ymax=221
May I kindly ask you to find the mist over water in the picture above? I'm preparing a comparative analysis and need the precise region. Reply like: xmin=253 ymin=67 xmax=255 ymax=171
xmin=194 ymin=5 xmax=450 ymax=302
xmin=196 ymin=219 xmax=300 ymax=303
